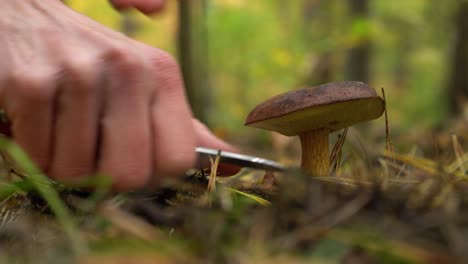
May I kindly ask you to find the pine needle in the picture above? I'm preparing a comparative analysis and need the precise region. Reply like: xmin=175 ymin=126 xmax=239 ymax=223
xmin=330 ymin=128 xmax=348 ymax=174
xmin=207 ymin=150 xmax=221 ymax=193
xmin=382 ymin=88 xmax=396 ymax=175
xmin=98 ymin=200 xmax=160 ymax=241
xmin=447 ymin=152 xmax=468 ymax=174
xmin=224 ymin=187 xmax=271 ymax=206
xmin=382 ymin=151 xmax=468 ymax=179
xmin=451 ymin=134 xmax=466 ymax=175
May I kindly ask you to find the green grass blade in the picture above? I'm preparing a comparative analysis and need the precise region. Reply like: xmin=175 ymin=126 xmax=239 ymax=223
xmin=0 ymin=137 xmax=87 ymax=254
xmin=224 ymin=187 xmax=271 ymax=206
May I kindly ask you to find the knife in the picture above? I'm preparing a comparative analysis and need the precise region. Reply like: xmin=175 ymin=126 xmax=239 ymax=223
xmin=196 ymin=147 xmax=285 ymax=172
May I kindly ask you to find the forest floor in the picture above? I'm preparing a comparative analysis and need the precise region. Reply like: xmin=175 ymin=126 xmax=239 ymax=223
xmin=0 ymin=118 xmax=466 ymax=264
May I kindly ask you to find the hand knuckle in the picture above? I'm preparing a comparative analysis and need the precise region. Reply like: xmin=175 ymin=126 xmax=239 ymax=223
xmin=62 ymin=57 xmax=99 ymax=94
xmin=9 ymin=69 xmax=55 ymax=103
xmin=105 ymin=47 xmax=144 ymax=73
xmin=151 ymin=50 xmax=184 ymax=96
xmin=153 ymin=50 xmax=179 ymax=72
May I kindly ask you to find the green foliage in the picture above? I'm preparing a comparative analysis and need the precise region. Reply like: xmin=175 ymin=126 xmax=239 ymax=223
xmin=68 ymin=0 xmax=460 ymax=132
xmin=0 ymin=137 xmax=86 ymax=254
xmin=205 ymin=0 xmax=458 ymax=131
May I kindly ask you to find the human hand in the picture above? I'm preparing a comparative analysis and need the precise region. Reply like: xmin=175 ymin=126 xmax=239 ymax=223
xmin=109 ymin=0 xmax=167 ymax=14
xmin=0 ymin=0 xmax=235 ymax=190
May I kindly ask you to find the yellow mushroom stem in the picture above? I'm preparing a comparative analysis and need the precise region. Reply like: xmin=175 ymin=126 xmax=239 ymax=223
xmin=299 ymin=127 xmax=329 ymax=176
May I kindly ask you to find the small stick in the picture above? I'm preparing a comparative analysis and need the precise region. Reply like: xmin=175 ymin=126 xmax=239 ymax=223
xmin=381 ymin=88 xmax=397 ymax=175
xmin=207 ymin=150 xmax=221 ymax=192
xmin=330 ymin=128 xmax=348 ymax=174
xmin=98 ymin=201 xmax=160 ymax=241
xmin=451 ymin=134 xmax=466 ymax=175
xmin=335 ymin=128 xmax=348 ymax=170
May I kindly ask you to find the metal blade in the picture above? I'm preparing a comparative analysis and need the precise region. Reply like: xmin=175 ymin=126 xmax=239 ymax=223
xmin=196 ymin=147 xmax=285 ymax=172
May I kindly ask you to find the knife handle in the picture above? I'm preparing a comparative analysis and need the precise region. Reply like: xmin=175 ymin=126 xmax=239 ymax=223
xmin=0 ymin=111 xmax=11 ymax=137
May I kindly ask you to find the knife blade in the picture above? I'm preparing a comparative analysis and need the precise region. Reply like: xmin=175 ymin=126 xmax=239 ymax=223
xmin=196 ymin=147 xmax=285 ymax=172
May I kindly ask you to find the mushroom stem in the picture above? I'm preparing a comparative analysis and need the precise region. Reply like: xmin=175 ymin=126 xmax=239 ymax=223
xmin=299 ymin=128 xmax=329 ymax=176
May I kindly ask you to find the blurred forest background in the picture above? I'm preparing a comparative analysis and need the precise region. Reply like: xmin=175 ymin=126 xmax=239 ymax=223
xmin=67 ymin=0 xmax=467 ymax=144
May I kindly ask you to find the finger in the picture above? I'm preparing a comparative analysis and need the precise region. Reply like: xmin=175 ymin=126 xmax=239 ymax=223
xmin=49 ymin=52 xmax=101 ymax=181
xmin=3 ymin=67 xmax=57 ymax=171
xmin=192 ymin=119 xmax=237 ymax=152
xmin=149 ymin=50 xmax=196 ymax=182
xmin=98 ymin=48 xmax=152 ymax=190
xmin=0 ymin=31 xmax=57 ymax=171
xmin=109 ymin=0 xmax=166 ymax=14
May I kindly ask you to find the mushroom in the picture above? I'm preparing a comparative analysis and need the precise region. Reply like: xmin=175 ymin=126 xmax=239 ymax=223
xmin=245 ymin=81 xmax=385 ymax=176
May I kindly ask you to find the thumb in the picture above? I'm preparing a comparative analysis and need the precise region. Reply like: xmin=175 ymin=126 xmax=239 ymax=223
xmin=192 ymin=119 xmax=241 ymax=176
xmin=109 ymin=0 xmax=166 ymax=14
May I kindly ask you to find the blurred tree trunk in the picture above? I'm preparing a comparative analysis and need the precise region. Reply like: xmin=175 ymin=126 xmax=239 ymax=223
xmin=448 ymin=0 xmax=468 ymax=116
xmin=178 ymin=0 xmax=212 ymax=125
xmin=394 ymin=35 xmax=411 ymax=89
xmin=121 ymin=13 xmax=138 ymax=37
xmin=301 ymin=0 xmax=337 ymax=86
xmin=311 ymin=52 xmax=334 ymax=85
xmin=345 ymin=0 xmax=370 ymax=83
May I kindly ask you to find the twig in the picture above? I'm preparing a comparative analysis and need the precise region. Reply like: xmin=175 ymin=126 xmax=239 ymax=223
xmin=330 ymin=128 xmax=348 ymax=174
xmin=447 ymin=152 xmax=468 ymax=174
xmin=292 ymin=192 xmax=372 ymax=242
xmin=335 ymin=128 xmax=348 ymax=170
xmin=98 ymin=200 xmax=160 ymax=241
xmin=381 ymin=88 xmax=397 ymax=175
xmin=451 ymin=134 xmax=466 ymax=175
xmin=382 ymin=151 xmax=468 ymax=179
xmin=207 ymin=150 xmax=221 ymax=193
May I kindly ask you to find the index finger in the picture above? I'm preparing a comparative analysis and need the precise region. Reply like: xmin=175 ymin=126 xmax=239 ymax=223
xmin=147 ymin=49 xmax=197 ymax=182
xmin=109 ymin=0 xmax=166 ymax=14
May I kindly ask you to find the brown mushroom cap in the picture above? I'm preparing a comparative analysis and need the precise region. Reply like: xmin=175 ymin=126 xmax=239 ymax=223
xmin=245 ymin=81 xmax=385 ymax=136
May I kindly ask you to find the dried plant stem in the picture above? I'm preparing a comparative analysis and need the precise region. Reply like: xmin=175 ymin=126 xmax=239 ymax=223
xmin=451 ymin=134 xmax=466 ymax=175
xmin=330 ymin=128 xmax=348 ymax=174
xmin=381 ymin=88 xmax=396 ymax=174
xmin=98 ymin=201 xmax=160 ymax=241
xmin=207 ymin=150 xmax=221 ymax=192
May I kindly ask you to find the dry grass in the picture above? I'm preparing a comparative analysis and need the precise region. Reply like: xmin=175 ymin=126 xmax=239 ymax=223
xmin=0 ymin=116 xmax=466 ymax=263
